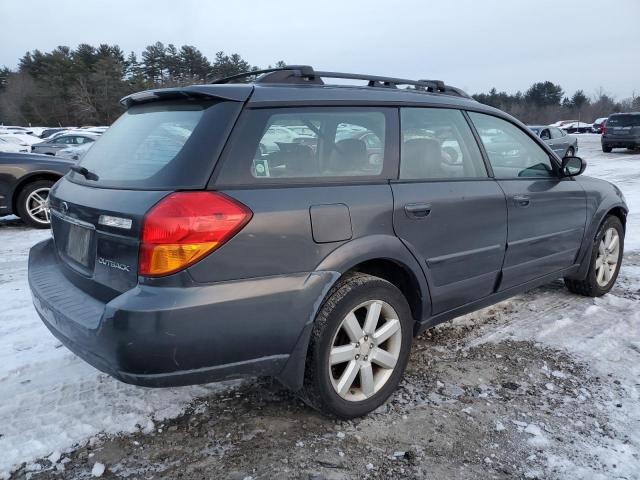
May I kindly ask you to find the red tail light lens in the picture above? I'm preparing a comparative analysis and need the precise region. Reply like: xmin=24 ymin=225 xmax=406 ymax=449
xmin=139 ymin=192 xmax=252 ymax=277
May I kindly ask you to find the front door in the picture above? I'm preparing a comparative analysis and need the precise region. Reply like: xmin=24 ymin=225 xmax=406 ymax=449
xmin=468 ymin=112 xmax=587 ymax=290
xmin=391 ymin=108 xmax=508 ymax=315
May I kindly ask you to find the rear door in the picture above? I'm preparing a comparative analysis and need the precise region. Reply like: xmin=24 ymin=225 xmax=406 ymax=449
xmin=391 ymin=108 xmax=507 ymax=315
xmin=468 ymin=112 xmax=587 ymax=289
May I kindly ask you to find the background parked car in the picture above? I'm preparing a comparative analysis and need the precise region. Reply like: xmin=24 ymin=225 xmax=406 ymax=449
xmin=0 ymin=152 xmax=73 ymax=227
xmin=591 ymin=117 xmax=608 ymax=134
xmin=31 ymin=132 xmax=99 ymax=155
xmin=39 ymin=127 xmax=69 ymax=139
xmin=560 ymin=121 xmax=592 ymax=134
xmin=0 ymin=137 xmax=29 ymax=153
xmin=549 ymin=120 xmax=578 ymax=128
xmin=55 ymin=142 xmax=93 ymax=161
xmin=602 ymin=112 xmax=640 ymax=152
xmin=528 ymin=125 xmax=578 ymax=157
xmin=0 ymin=133 xmax=42 ymax=151
xmin=0 ymin=126 xmax=35 ymax=135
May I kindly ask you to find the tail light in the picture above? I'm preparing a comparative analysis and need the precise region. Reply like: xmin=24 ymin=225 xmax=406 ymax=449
xmin=602 ymin=125 xmax=606 ymax=135
xmin=139 ymin=192 xmax=252 ymax=277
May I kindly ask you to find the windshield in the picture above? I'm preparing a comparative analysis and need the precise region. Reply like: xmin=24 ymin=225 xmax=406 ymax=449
xmin=607 ymin=115 xmax=640 ymax=127
xmin=69 ymin=100 xmax=241 ymax=189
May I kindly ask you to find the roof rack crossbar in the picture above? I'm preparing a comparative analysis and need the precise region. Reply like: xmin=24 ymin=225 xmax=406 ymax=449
xmin=314 ymin=71 xmax=446 ymax=92
xmin=211 ymin=65 xmax=470 ymax=98
xmin=211 ymin=65 xmax=317 ymax=84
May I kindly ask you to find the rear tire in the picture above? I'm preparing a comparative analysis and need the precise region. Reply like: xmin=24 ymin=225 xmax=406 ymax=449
xmin=301 ymin=273 xmax=413 ymax=418
xmin=16 ymin=180 xmax=54 ymax=229
xmin=602 ymin=145 xmax=612 ymax=153
xmin=565 ymin=215 xmax=623 ymax=297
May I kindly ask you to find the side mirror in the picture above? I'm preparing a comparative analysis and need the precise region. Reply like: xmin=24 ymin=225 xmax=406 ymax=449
xmin=561 ymin=156 xmax=586 ymax=177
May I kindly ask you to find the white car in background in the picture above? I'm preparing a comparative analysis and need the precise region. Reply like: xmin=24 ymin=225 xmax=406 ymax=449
xmin=0 ymin=133 xmax=41 ymax=151
xmin=0 ymin=126 xmax=35 ymax=135
xmin=55 ymin=142 xmax=93 ymax=161
xmin=0 ymin=137 xmax=29 ymax=153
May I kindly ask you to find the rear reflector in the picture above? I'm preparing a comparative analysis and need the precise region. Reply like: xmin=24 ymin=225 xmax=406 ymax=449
xmin=139 ymin=192 xmax=252 ymax=277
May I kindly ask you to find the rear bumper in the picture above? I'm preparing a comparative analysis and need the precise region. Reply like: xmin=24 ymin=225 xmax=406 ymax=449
xmin=602 ymin=136 xmax=640 ymax=149
xmin=29 ymin=238 xmax=336 ymax=387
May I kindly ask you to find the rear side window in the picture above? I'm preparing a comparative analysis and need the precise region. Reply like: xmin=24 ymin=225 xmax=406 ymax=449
xmin=216 ymin=107 xmax=395 ymax=184
xmin=607 ymin=115 xmax=640 ymax=127
xmin=400 ymin=108 xmax=487 ymax=180
xmin=69 ymin=100 xmax=242 ymax=190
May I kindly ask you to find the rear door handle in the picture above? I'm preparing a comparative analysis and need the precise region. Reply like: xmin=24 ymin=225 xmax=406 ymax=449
xmin=404 ymin=203 xmax=432 ymax=219
xmin=512 ymin=195 xmax=531 ymax=207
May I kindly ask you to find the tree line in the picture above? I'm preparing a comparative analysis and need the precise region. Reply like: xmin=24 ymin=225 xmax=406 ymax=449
xmin=0 ymin=42 xmax=284 ymax=126
xmin=0 ymin=42 xmax=638 ymax=126
xmin=472 ymin=81 xmax=639 ymax=125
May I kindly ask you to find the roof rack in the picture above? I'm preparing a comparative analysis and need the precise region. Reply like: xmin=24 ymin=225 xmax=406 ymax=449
xmin=211 ymin=65 xmax=471 ymax=98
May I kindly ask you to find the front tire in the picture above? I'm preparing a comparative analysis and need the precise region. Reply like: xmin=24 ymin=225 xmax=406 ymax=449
xmin=565 ymin=215 xmax=624 ymax=297
xmin=565 ymin=147 xmax=575 ymax=158
xmin=301 ymin=273 xmax=413 ymax=418
xmin=16 ymin=180 xmax=54 ymax=229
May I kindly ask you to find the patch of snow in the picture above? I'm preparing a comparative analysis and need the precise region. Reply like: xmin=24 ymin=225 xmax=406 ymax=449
xmin=0 ymin=225 xmax=239 ymax=477
xmin=91 ymin=462 xmax=105 ymax=477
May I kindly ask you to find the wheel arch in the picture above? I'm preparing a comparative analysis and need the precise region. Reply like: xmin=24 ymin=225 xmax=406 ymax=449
xmin=567 ymin=201 xmax=628 ymax=281
xmin=277 ymin=234 xmax=430 ymax=391
xmin=11 ymin=172 xmax=62 ymax=213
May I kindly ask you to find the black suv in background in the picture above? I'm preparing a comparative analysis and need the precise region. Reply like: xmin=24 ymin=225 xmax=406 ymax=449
xmin=28 ymin=66 xmax=628 ymax=418
xmin=602 ymin=112 xmax=640 ymax=152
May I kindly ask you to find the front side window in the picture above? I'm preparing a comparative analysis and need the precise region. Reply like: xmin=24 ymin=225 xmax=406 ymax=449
xmin=221 ymin=108 xmax=389 ymax=182
xmin=540 ymin=128 xmax=551 ymax=140
xmin=400 ymin=108 xmax=487 ymax=180
xmin=468 ymin=112 xmax=554 ymax=179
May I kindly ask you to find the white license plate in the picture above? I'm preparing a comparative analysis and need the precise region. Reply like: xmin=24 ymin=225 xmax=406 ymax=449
xmin=65 ymin=223 xmax=92 ymax=267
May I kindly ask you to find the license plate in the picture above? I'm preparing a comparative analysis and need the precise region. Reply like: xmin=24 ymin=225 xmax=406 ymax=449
xmin=65 ymin=223 xmax=92 ymax=267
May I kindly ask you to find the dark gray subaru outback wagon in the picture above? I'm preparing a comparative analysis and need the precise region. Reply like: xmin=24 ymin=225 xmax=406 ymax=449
xmin=28 ymin=66 xmax=628 ymax=418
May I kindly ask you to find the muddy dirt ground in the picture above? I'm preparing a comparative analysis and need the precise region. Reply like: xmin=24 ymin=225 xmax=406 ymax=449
xmin=11 ymin=292 xmax=629 ymax=480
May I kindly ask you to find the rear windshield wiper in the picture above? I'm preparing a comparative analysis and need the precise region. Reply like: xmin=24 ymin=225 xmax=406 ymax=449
xmin=70 ymin=165 xmax=99 ymax=181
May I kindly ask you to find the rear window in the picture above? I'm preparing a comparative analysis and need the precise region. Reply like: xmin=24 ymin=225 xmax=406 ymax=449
xmin=607 ymin=115 xmax=640 ymax=127
xmin=69 ymin=100 xmax=241 ymax=189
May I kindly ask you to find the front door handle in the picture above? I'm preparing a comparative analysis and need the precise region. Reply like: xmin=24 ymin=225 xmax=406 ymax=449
xmin=404 ymin=203 xmax=432 ymax=219
xmin=512 ymin=195 xmax=531 ymax=207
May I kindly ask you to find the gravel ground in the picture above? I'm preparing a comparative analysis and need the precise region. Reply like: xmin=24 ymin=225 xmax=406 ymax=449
xmin=9 ymin=300 xmax=631 ymax=479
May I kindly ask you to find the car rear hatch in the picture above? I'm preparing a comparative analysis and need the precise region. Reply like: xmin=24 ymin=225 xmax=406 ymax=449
xmin=48 ymin=85 xmax=251 ymax=298
xmin=606 ymin=114 xmax=640 ymax=137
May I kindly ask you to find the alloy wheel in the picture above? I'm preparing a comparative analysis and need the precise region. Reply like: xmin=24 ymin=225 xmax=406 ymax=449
xmin=595 ymin=227 xmax=620 ymax=287
xmin=329 ymin=300 xmax=402 ymax=402
xmin=25 ymin=187 xmax=51 ymax=225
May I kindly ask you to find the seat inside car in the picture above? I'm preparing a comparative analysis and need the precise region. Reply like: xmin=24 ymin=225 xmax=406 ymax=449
xmin=329 ymin=138 xmax=369 ymax=174
xmin=401 ymin=138 xmax=446 ymax=179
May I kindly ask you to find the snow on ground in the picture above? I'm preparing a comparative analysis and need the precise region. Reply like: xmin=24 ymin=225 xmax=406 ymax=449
xmin=0 ymin=134 xmax=638 ymax=478
xmin=0 ymin=219 xmax=237 ymax=478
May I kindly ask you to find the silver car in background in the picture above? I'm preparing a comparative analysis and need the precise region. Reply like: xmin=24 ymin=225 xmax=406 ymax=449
xmin=528 ymin=125 xmax=578 ymax=158
xmin=31 ymin=132 xmax=99 ymax=155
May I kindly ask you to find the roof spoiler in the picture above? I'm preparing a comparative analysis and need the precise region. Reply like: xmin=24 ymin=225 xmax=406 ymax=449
xmin=119 ymin=84 xmax=252 ymax=108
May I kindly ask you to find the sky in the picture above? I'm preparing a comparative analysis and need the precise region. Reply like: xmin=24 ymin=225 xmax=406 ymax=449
xmin=0 ymin=0 xmax=638 ymax=99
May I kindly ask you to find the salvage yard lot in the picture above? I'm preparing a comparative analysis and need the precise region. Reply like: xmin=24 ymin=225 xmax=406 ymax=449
xmin=1 ymin=134 xmax=638 ymax=479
